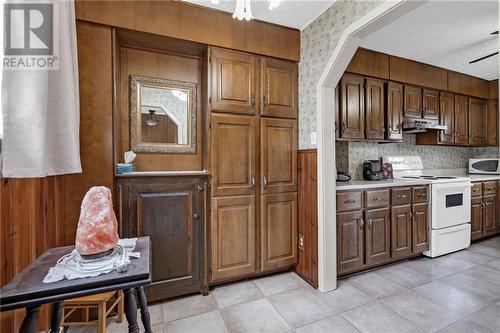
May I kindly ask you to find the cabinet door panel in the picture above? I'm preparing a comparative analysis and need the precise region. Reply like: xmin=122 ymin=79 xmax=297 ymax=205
xmin=210 ymin=47 xmax=256 ymax=115
xmin=211 ymin=114 xmax=256 ymax=196
xmin=391 ymin=205 xmax=412 ymax=259
xmin=261 ymin=193 xmax=297 ymax=271
xmin=211 ymin=196 xmax=256 ymax=281
xmin=340 ymin=74 xmax=365 ymax=139
xmin=454 ymin=95 xmax=469 ymax=145
xmin=261 ymin=118 xmax=297 ymax=194
xmin=469 ymin=98 xmax=488 ymax=145
xmin=483 ymin=195 xmax=497 ymax=236
xmin=404 ymin=85 xmax=422 ymax=118
xmin=386 ymin=81 xmax=403 ymax=141
xmin=365 ymin=78 xmax=385 ymax=140
xmin=471 ymin=197 xmax=483 ymax=240
xmin=412 ymin=203 xmax=429 ymax=253
xmin=337 ymin=210 xmax=364 ymax=274
xmin=423 ymin=89 xmax=439 ymax=120
xmin=487 ymin=99 xmax=498 ymax=146
xmin=261 ymin=57 xmax=297 ymax=118
xmin=439 ymin=92 xmax=455 ymax=144
xmin=365 ymin=207 xmax=391 ymax=265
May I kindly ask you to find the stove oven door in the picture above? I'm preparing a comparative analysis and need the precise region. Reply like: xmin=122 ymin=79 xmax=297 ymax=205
xmin=431 ymin=182 xmax=472 ymax=229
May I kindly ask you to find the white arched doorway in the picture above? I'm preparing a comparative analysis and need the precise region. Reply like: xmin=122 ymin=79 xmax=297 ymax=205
xmin=315 ymin=0 xmax=427 ymax=292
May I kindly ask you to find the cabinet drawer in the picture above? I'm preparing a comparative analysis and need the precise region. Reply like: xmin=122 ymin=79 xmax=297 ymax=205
xmin=391 ymin=188 xmax=411 ymax=205
xmin=471 ymin=183 xmax=482 ymax=198
xmin=482 ymin=181 xmax=497 ymax=196
xmin=365 ymin=189 xmax=390 ymax=208
xmin=412 ymin=187 xmax=428 ymax=203
xmin=337 ymin=191 xmax=363 ymax=212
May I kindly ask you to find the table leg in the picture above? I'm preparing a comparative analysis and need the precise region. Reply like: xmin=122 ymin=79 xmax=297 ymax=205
xmin=123 ymin=288 xmax=140 ymax=333
xmin=19 ymin=305 xmax=41 ymax=333
xmin=136 ymin=287 xmax=152 ymax=333
xmin=50 ymin=302 xmax=63 ymax=333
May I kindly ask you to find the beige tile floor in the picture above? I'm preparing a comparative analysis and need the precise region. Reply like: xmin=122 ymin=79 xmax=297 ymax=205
xmin=69 ymin=236 xmax=500 ymax=333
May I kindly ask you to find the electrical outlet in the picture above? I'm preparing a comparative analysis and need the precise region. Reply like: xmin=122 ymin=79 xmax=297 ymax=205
xmin=310 ymin=131 xmax=317 ymax=145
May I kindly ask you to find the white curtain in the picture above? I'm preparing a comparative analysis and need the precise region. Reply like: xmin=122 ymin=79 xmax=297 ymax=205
xmin=1 ymin=0 xmax=81 ymax=177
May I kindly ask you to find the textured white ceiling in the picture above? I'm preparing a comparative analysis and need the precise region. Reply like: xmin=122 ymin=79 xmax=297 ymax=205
xmin=361 ymin=0 xmax=499 ymax=80
xmin=183 ymin=0 xmax=336 ymax=30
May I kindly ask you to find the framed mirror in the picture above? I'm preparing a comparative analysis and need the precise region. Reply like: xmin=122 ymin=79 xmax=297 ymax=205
xmin=130 ymin=75 xmax=197 ymax=153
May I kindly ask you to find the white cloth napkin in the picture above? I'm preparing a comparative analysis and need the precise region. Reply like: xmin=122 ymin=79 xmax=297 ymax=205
xmin=43 ymin=238 xmax=140 ymax=283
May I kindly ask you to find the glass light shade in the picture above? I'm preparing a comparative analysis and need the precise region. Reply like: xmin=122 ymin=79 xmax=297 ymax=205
xmin=268 ymin=0 xmax=280 ymax=10
xmin=210 ymin=0 xmax=220 ymax=4
xmin=232 ymin=0 xmax=253 ymax=21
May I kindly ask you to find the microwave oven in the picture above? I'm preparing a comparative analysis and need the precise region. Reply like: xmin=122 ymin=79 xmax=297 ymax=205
xmin=469 ymin=158 xmax=500 ymax=174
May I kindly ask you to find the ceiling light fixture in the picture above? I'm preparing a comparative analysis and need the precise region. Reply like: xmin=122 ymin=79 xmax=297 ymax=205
xmin=210 ymin=0 xmax=281 ymax=21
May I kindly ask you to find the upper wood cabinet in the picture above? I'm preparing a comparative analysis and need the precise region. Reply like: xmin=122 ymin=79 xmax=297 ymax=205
xmin=210 ymin=47 xmax=256 ymax=115
xmin=454 ymin=95 xmax=469 ymax=145
xmin=386 ymin=81 xmax=403 ymax=141
xmin=404 ymin=85 xmax=422 ymax=118
xmin=439 ymin=92 xmax=455 ymax=144
xmin=210 ymin=195 xmax=256 ymax=282
xmin=422 ymin=89 xmax=439 ymax=120
xmin=261 ymin=57 xmax=298 ymax=119
xmin=261 ymin=193 xmax=297 ymax=272
xmin=487 ymin=99 xmax=498 ymax=146
xmin=210 ymin=114 xmax=256 ymax=197
xmin=365 ymin=78 xmax=385 ymax=140
xmin=339 ymin=74 xmax=365 ymax=139
xmin=260 ymin=118 xmax=297 ymax=194
xmin=469 ymin=98 xmax=488 ymax=145
xmin=365 ymin=207 xmax=391 ymax=265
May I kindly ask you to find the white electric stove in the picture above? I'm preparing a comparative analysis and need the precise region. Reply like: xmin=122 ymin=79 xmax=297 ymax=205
xmin=387 ymin=156 xmax=472 ymax=257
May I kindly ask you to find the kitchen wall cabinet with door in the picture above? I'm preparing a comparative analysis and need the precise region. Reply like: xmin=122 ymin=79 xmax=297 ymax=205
xmin=471 ymin=181 xmax=499 ymax=241
xmin=209 ymin=46 xmax=298 ymax=284
xmin=469 ymin=98 xmax=488 ymax=145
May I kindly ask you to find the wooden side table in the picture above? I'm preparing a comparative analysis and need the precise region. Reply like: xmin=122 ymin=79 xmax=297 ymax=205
xmin=0 ymin=237 xmax=152 ymax=333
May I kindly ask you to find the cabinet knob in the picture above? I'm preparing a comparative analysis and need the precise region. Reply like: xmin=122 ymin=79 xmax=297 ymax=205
xmin=193 ymin=213 xmax=200 ymax=219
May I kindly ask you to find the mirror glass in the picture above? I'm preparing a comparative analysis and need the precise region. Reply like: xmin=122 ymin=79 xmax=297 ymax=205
xmin=130 ymin=75 xmax=197 ymax=153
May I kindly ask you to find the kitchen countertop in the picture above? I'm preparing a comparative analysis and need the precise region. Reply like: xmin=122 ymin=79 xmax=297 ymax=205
xmin=336 ymin=178 xmax=431 ymax=191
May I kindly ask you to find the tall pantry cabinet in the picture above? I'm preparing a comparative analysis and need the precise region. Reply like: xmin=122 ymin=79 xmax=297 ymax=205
xmin=209 ymin=47 xmax=298 ymax=282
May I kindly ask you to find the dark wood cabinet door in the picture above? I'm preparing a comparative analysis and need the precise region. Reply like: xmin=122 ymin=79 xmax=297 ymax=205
xmin=439 ymin=92 xmax=455 ymax=144
xmin=210 ymin=47 xmax=256 ymax=115
xmin=119 ymin=176 xmax=207 ymax=301
xmin=454 ymin=95 xmax=469 ymax=145
xmin=471 ymin=197 xmax=483 ymax=241
xmin=365 ymin=207 xmax=391 ymax=265
xmin=340 ymin=74 xmax=365 ymax=139
xmin=423 ymin=89 xmax=439 ymax=120
xmin=211 ymin=195 xmax=256 ymax=282
xmin=210 ymin=114 xmax=256 ymax=196
xmin=365 ymin=78 xmax=385 ymax=140
xmin=483 ymin=195 xmax=497 ymax=237
xmin=487 ymin=99 xmax=498 ymax=146
xmin=386 ymin=81 xmax=403 ymax=141
xmin=337 ymin=210 xmax=364 ymax=274
xmin=261 ymin=57 xmax=298 ymax=119
xmin=261 ymin=118 xmax=297 ymax=194
xmin=261 ymin=193 xmax=297 ymax=272
xmin=412 ymin=203 xmax=429 ymax=253
xmin=404 ymin=85 xmax=422 ymax=118
xmin=391 ymin=205 xmax=412 ymax=259
xmin=469 ymin=98 xmax=488 ymax=145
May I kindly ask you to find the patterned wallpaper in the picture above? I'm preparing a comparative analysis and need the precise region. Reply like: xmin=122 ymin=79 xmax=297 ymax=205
xmin=299 ymin=0 xmax=384 ymax=149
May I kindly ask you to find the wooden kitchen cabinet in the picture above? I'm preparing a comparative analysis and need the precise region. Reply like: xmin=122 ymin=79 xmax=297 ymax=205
xmin=260 ymin=118 xmax=297 ymax=194
xmin=365 ymin=78 xmax=385 ymax=140
xmin=404 ymin=85 xmax=422 ymax=118
xmin=339 ymin=74 xmax=365 ymax=139
xmin=469 ymin=98 xmax=488 ymax=145
xmin=391 ymin=204 xmax=412 ymax=259
xmin=117 ymin=175 xmax=208 ymax=301
xmin=412 ymin=203 xmax=429 ymax=253
xmin=471 ymin=197 xmax=483 ymax=241
xmin=210 ymin=195 xmax=256 ymax=281
xmin=487 ymin=99 xmax=498 ymax=146
xmin=260 ymin=57 xmax=298 ymax=119
xmin=365 ymin=207 xmax=391 ymax=265
xmin=454 ymin=95 xmax=469 ymax=145
xmin=210 ymin=114 xmax=256 ymax=197
xmin=439 ymin=92 xmax=455 ymax=144
xmin=422 ymin=89 xmax=439 ymax=120
xmin=386 ymin=81 xmax=403 ymax=141
xmin=261 ymin=193 xmax=297 ymax=271
xmin=337 ymin=210 xmax=364 ymax=274
xmin=210 ymin=47 xmax=256 ymax=115
xmin=483 ymin=195 xmax=497 ymax=237
xmin=471 ymin=181 xmax=499 ymax=241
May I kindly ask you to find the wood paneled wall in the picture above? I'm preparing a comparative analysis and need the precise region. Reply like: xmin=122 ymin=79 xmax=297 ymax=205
xmin=75 ymin=0 xmax=300 ymax=62
xmin=0 ymin=177 xmax=65 ymax=332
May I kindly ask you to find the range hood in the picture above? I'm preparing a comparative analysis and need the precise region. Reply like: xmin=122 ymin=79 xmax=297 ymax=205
xmin=403 ymin=118 xmax=447 ymax=133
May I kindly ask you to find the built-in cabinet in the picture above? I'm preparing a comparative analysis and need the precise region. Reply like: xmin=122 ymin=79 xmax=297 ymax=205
xmin=209 ymin=47 xmax=298 ymax=283
xmin=470 ymin=181 xmax=499 ymax=241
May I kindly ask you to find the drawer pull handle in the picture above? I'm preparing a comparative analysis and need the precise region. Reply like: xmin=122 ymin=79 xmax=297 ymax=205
xmin=344 ymin=199 xmax=356 ymax=204
xmin=485 ymin=187 xmax=495 ymax=191
xmin=472 ymin=189 xmax=479 ymax=192
xmin=418 ymin=193 xmax=427 ymax=197
xmin=398 ymin=194 xmax=408 ymax=199
xmin=372 ymin=197 xmax=383 ymax=201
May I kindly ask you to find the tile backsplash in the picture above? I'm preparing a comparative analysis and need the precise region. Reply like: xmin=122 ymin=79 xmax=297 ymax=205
xmin=336 ymin=135 xmax=500 ymax=179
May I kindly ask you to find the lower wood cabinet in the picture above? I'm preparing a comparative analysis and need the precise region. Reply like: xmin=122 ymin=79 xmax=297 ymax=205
xmin=391 ymin=204 xmax=412 ymax=259
xmin=117 ymin=175 xmax=208 ymax=302
xmin=412 ymin=203 xmax=430 ymax=253
xmin=365 ymin=208 xmax=391 ymax=265
xmin=471 ymin=181 xmax=499 ymax=241
xmin=337 ymin=210 xmax=364 ymax=273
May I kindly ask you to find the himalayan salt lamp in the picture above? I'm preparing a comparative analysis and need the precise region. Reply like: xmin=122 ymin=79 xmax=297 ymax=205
xmin=75 ymin=186 xmax=119 ymax=257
